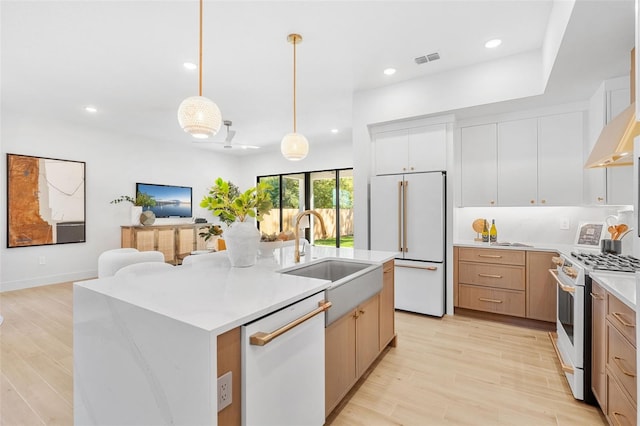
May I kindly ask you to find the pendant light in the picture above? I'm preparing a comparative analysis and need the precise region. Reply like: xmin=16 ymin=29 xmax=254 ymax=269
xmin=177 ymin=0 xmax=221 ymax=139
xmin=281 ymin=33 xmax=309 ymax=161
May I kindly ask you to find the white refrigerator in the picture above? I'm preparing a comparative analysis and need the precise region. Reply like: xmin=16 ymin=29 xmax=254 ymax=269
xmin=370 ymin=172 xmax=445 ymax=316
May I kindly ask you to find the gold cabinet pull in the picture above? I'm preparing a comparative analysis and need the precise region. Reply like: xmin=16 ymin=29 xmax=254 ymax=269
xmin=612 ymin=412 xmax=627 ymax=426
xmin=478 ymin=297 xmax=502 ymax=304
xmin=548 ymin=269 xmax=575 ymax=293
xmin=548 ymin=332 xmax=574 ymax=373
xmin=613 ymin=356 xmax=636 ymax=378
xmin=398 ymin=181 xmax=403 ymax=252
xmin=250 ymin=300 xmax=332 ymax=346
xmin=590 ymin=292 xmax=604 ymax=300
xmin=425 ymin=266 xmax=437 ymax=271
xmin=478 ymin=254 xmax=501 ymax=258
xmin=403 ymin=180 xmax=408 ymax=253
xmin=478 ymin=273 xmax=502 ymax=279
xmin=612 ymin=312 xmax=635 ymax=328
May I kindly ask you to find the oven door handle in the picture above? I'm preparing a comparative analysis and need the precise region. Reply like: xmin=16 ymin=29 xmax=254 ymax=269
xmin=548 ymin=332 xmax=575 ymax=374
xmin=548 ymin=269 xmax=575 ymax=294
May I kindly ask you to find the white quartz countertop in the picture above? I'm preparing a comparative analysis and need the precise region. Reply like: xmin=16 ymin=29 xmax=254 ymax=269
xmin=455 ymin=240 xmax=576 ymax=257
xmin=75 ymin=246 xmax=397 ymax=335
xmin=590 ymin=271 xmax=636 ymax=310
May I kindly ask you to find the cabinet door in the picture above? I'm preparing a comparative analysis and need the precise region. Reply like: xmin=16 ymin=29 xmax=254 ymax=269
xmin=408 ymin=124 xmax=447 ymax=172
xmin=591 ymin=281 xmax=607 ymax=410
xmin=356 ymin=295 xmax=380 ymax=376
xmin=525 ymin=251 xmax=557 ymax=323
xmin=177 ymin=227 xmax=195 ymax=257
xmin=374 ymin=129 xmax=408 ymax=175
xmin=497 ymin=118 xmax=538 ymax=206
xmin=156 ymin=228 xmax=176 ymax=263
xmin=538 ymin=112 xmax=584 ymax=206
xmin=135 ymin=229 xmax=156 ymax=251
xmin=460 ymin=124 xmax=498 ymax=206
xmin=325 ymin=312 xmax=357 ymax=416
xmin=379 ymin=261 xmax=395 ymax=351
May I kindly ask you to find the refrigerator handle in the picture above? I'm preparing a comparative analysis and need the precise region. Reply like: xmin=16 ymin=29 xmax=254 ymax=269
xmin=403 ymin=180 xmax=408 ymax=253
xmin=397 ymin=180 xmax=403 ymax=252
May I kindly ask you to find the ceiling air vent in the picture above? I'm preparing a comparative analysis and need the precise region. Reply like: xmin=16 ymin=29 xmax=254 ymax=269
xmin=414 ymin=52 xmax=440 ymax=65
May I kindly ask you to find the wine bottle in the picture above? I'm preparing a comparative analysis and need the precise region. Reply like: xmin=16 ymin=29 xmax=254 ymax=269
xmin=482 ymin=220 xmax=489 ymax=243
xmin=490 ymin=219 xmax=497 ymax=243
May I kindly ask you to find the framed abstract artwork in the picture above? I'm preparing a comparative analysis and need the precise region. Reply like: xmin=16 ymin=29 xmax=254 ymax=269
xmin=7 ymin=153 xmax=86 ymax=248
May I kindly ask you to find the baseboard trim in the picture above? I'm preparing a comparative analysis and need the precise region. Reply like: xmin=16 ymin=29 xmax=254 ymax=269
xmin=1 ymin=270 xmax=97 ymax=292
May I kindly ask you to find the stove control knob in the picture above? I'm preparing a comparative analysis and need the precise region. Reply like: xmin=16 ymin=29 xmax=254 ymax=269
xmin=565 ymin=267 xmax=578 ymax=278
xmin=551 ymin=256 xmax=564 ymax=266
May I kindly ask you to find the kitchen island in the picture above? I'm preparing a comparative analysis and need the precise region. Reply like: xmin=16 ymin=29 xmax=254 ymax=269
xmin=74 ymin=245 xmax=396 ymax=425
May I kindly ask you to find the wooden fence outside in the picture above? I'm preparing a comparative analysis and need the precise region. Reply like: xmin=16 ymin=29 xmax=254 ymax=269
xmin=260 ymin=208 xmax=353 ymax=239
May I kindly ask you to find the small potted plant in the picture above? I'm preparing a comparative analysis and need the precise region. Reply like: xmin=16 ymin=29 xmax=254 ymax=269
xmin=198 ymin=224 xmax=224 ymax=250
xmin=111 ymin=192 xmax=157 ymax=226
xmin=200 ymin=177 xmax=272 ymax=267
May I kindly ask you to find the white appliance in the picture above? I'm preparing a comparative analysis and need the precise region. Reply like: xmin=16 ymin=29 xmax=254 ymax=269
xmin=242 ymin=292 xmax=328 ymax=426
xmin=370 ymin=171 xmax=445 ymax=316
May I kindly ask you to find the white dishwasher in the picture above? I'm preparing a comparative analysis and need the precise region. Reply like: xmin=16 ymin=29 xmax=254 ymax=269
xmin=241 ymin=292 xmax=330 ymax=426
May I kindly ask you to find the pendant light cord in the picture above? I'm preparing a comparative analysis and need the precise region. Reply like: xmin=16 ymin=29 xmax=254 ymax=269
xmin=293 ymin=36 xmax=297 ymax=133
xmin=198 ymin=0 xmax=203 ymax=97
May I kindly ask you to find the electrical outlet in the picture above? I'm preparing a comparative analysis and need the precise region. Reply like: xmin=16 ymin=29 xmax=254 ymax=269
xmin=38 ymin=256 xmax=46 ymax=265
xmin=559 ymin=218 xmax=570 ymax=230
xmin=217 ymin=371 xmax=232 ymax=412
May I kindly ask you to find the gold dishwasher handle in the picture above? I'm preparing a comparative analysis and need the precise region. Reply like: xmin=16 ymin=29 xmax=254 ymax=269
xmin=548 ymin=269 xmax=575 ymax=294
xmin=250 ymin=300 xmax=332 ymax=346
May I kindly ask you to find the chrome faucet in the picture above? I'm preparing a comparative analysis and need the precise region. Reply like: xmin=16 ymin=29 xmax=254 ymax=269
xmin=294 ymin=210 xmax=327 ymax=263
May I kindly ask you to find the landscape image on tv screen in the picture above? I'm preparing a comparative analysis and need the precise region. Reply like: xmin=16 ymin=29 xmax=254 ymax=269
xmin=136 ymin=183 xmax=192 ymax=218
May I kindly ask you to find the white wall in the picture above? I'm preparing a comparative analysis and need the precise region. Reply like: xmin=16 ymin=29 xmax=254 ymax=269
xmin=1 ymin=113 xmax=241 ymax=291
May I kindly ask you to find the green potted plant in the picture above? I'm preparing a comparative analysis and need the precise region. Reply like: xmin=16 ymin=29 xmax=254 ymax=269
xmin=198 ymin=224 xmax=224 ymax=250
xmin=111 ymin=192 xmax=157 ymax=226
xmin=200 ymin=178 xmax=272 ymax=266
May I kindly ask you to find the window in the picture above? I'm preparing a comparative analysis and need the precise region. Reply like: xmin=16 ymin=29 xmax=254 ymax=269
xmin=258 ymin=168 xmax=354 ymax=248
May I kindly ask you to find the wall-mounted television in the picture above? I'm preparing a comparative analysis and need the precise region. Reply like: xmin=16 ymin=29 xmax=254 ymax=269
xmin=136 ymin=183 xmax=192 ymax=218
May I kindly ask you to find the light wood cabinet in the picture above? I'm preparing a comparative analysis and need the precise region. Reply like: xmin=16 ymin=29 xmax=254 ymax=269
xmin=460 ymin=123 xmax=497 ymax=206
xmin=374 ymin=124 xmax=447 ymax=175
xmin=121 ymin=223 xmax=211 ymax=264
xmin=591 ymin=281 xmax=607 ymax=410
xmin=217 ymin=327 xmax=241 ymax=426
xmin=455 ymin=247 xmax=557 ymax=324
xmin=325 ymin=286 xmax=391 ymax=417
xmin=590 ymin=278 xmax=637 ymax=424
xmin=526 ymin=251 xmax=557 ymax=323
xmin=379 ymin=260 xmax=396 ymax=351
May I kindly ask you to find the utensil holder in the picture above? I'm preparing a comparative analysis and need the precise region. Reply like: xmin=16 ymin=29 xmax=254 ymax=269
xmin=601 ymin=239 xmax=622 ymax=255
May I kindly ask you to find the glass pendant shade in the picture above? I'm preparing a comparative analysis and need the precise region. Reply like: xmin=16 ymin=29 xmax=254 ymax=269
xmin=177 ymin=95 xmax=222 ymax=139
xmin=281 ymin=132 xmax=309 ymax=161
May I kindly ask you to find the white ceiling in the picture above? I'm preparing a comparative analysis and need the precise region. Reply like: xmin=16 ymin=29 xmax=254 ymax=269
xmin=1 ymin=0 xmax=636 ymax=155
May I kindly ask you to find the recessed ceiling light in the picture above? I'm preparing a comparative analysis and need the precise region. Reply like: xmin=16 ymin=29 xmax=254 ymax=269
xmin=485 ymin=39 xmax=502 ymax=49
xmin=331 ymin=128 xmax=339 ymax=134
xmin=84 ymin=106 xmax=97 ymax=113
xmin=183 ymin=62 xmax=197 ymax=70
xmin=383 ymin=68 xmax=396 ymax=76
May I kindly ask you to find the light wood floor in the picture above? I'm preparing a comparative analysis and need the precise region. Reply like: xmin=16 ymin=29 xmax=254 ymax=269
xmin=1 ymin=282 xmax=606 ymax=425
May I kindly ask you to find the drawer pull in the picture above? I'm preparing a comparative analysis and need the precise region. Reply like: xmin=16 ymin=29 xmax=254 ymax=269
xmin=478 ymin=297 xmax=503 ymax=304
xmin=478 ymin=273 xmax=502 ymax=279
xmin=590 ymin=292 xmax=604 ymax=300
xmin=613 ymin=356 xmax=636 ymax=378
xmin=612 ymin=312 xmax=635 ymax=328
xmin=478 ymin=254 xmax=502 ymax=259
xmin=612 ymin=412 xmax=628 ymax=426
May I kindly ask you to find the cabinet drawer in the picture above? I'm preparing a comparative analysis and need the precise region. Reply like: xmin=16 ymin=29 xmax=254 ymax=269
xmin=458 ymin=247 xmax=525 ymax=265
xmin=458 ymin=284 xmax=525 ymax=317
xmin=458 ymin=262 xmax=524 ymax=290
xmin=607 ymin=322 xmax=637 ymax=401
xmin=607 ymin=373 xmax=637 ymax=426
xmin=607 ymin=295 xmax=636 ymax=346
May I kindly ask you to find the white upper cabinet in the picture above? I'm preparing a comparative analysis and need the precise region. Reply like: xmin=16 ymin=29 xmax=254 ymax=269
xmin=459 ymin=111 xmax=585 ymax=207
xmin=537 ymin=112 xmax=584 ymax=206
xmin=460 ymin=123 xmax=497 ymax=207
xmin=497 ymin=118 xmax=538 ymax=206
xmin=584 ymin=77 xmax=633 ymax=206
xmin=374 ymin=124 xmax=446 ymax=175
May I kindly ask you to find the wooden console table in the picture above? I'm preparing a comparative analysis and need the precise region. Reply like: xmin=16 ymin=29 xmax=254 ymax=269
xmin=121 ymin=223 xmax=212 ymax=265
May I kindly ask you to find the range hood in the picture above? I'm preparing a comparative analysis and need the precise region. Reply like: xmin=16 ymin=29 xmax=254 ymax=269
xmin=585 ymin=48 xmax=637 ymax=169
xmin=584 ymin=102 xmax=638 ymax=168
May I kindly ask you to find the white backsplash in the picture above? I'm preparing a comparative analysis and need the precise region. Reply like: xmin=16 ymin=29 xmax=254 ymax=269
xmin=454 ymin=206 xmax=635 ymax=255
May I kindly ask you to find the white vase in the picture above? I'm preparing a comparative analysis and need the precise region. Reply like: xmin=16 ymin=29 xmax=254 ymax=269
xmin=130 ymin=206 xmax=143 ymax=226
xmin=224 ymin=221 xmax=260 ymax=267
